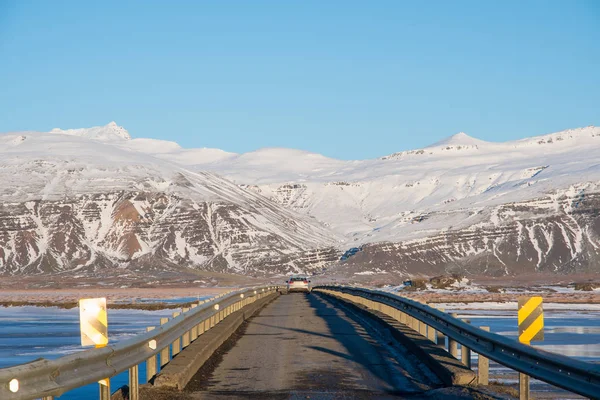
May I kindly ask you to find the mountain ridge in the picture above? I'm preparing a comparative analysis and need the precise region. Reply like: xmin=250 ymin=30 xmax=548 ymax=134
xmin=2 ymin=123 xmax=600 ymax=278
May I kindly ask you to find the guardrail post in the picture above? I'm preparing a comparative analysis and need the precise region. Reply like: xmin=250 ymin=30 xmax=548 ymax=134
xmin=435 ymin=308 xmax=446 ymax=348
xmin=426 ymin=304 xmax=436 ymax=342
xmin=172 ymin=312 xmax=181 ymax=356
xmin=99 ymin=380 xmax=110 ymax=400
xmin=461 ymin=319 xmax=472 ymax=368
xmin=191 ymin=304 xmax=199 ymax=341
xmin=182 ymin=308 xmax=191 ymax=348
xmin=146 ymin=326 xmax=157 ymax=382
xmin=419 ymin=320 xmax=427 ymax=336
xmin=129 ymin=364 xmax=139 ymax=400
xmin=448 ymin=313 xmax=458 ymax=358
xmin=427 ymin=323 xmax=436 ymax=342
xmin=160 ymin=317 xmax=170 ymax=367
xmin=400 ymin=310 xmax=407 ymax=324
xmin=478 ymin=326 xmax=489 ymax=385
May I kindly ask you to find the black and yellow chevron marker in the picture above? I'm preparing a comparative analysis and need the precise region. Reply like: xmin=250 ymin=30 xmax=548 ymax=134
xmin=79 ymin=298 xmax=108 ymax=347
xmin=518 ymin=296 xmax=544 ymax=344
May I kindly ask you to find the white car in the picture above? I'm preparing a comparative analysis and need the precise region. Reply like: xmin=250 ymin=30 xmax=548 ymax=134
xmin=286 ymin=276 xmax=311 ymax=293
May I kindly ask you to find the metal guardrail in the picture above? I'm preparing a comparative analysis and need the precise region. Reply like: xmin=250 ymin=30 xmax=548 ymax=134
xmin=0 ymin=286 xmax=281 ymax=400
xmin=313 ymin=285 xmax=600 ymax=399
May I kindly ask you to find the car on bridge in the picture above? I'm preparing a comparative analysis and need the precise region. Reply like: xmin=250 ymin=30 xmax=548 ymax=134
xmin=286 ymin=275 xmax=311 ymax=293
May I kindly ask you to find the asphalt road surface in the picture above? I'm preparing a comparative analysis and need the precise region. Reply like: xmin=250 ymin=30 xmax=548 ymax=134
xmin=182 ymin=292 xmax=456 ymax=399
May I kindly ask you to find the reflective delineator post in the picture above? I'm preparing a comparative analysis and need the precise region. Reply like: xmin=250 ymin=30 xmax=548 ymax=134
xmin=78 ymin=298 xmax=110 ymax=400
xmin=518 ymin=297 xmax=544 ymax=400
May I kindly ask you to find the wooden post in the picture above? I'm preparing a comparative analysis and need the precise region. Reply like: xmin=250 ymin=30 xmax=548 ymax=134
xmin=99 ymin=380 xmax=110 ymax=400
xmin=520 ymin=373 xmax=530 ymax=400
xmin=146 ymin=326 xmax=157 ymax=382
xmin=478 ymin=326 xmax=489 ymax=385
xmin=129 ymin=365 xmax=139 ymax=400
xmin=172 ymin=312 xmax=181 ymax=356
xmin=160 ymin=318 xmax=170 ymax=367
xmin=461 ymin=319 xmax=472 ymax=368
xmin=520 ymin=338 xmax=531 ymax=400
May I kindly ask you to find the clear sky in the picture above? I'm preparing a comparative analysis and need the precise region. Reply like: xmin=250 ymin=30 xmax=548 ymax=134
xmin=0 ymin=1 xmax=598 ymax=160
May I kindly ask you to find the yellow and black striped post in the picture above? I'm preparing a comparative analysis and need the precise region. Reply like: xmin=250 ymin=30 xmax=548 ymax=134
xmin=518 ymin=296 xmax=544 ymax=400
xmin=79 ymin=298 xmax=108 ymax=347
xmin=518 ymin=296 xmax=544 ymax=343
xmin=79 ymin=298 xmax=110 ymax=400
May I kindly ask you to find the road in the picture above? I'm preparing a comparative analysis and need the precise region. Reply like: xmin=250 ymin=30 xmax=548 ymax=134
xmin=182 ymin=292 xmax=451 ymax=399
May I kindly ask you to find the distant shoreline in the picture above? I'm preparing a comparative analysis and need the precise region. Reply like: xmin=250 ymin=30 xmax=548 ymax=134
xmin=0 ymin=300 xmax=208 ymax=310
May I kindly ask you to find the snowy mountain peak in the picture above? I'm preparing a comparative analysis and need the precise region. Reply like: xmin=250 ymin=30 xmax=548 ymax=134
xmin=49 ymin=121 xmax=131 ymax=142
xmin=428 ymin=131 xmax=488 ymax=148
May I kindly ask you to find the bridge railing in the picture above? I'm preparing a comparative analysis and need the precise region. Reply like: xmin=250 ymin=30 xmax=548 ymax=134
xmin=0 ymin=286 xmax=281 ymax=400
xmin=313 ymin=285 xmax=600 ymax=399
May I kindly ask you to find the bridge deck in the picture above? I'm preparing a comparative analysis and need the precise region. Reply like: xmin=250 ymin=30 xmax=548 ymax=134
xmin=181 ymin=292 xmax=444 ymax=399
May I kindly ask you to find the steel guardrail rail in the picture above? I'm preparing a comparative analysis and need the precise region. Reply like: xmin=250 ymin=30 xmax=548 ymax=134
xmin=0 ymin=286 xmax=280 ymax=400
xmin=313 ymin=285 xmax=600 ymax=399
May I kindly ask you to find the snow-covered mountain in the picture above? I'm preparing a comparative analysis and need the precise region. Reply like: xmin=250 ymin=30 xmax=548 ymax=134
xmin=171 ymin=125 xmax=600 ymax=276
xmin=0 ymin=124 xmax=340 ymax=276
xmin=2 ymin=122 xmax=600 ymax=277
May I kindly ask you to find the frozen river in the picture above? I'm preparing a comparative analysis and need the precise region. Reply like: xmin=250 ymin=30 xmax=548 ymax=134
xmin=0 ymin=303 xmax=598 ymax=399
xmin=0 ymin=306 xmax=186 ymax=399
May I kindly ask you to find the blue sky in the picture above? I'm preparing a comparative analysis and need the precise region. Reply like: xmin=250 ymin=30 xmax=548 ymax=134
xmin=0 ymin=1 xmax=598 ymax=159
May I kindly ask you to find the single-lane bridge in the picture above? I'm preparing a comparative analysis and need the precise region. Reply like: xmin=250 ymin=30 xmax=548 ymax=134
xmin=0 ymin=286 xmax=598 ymax=400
